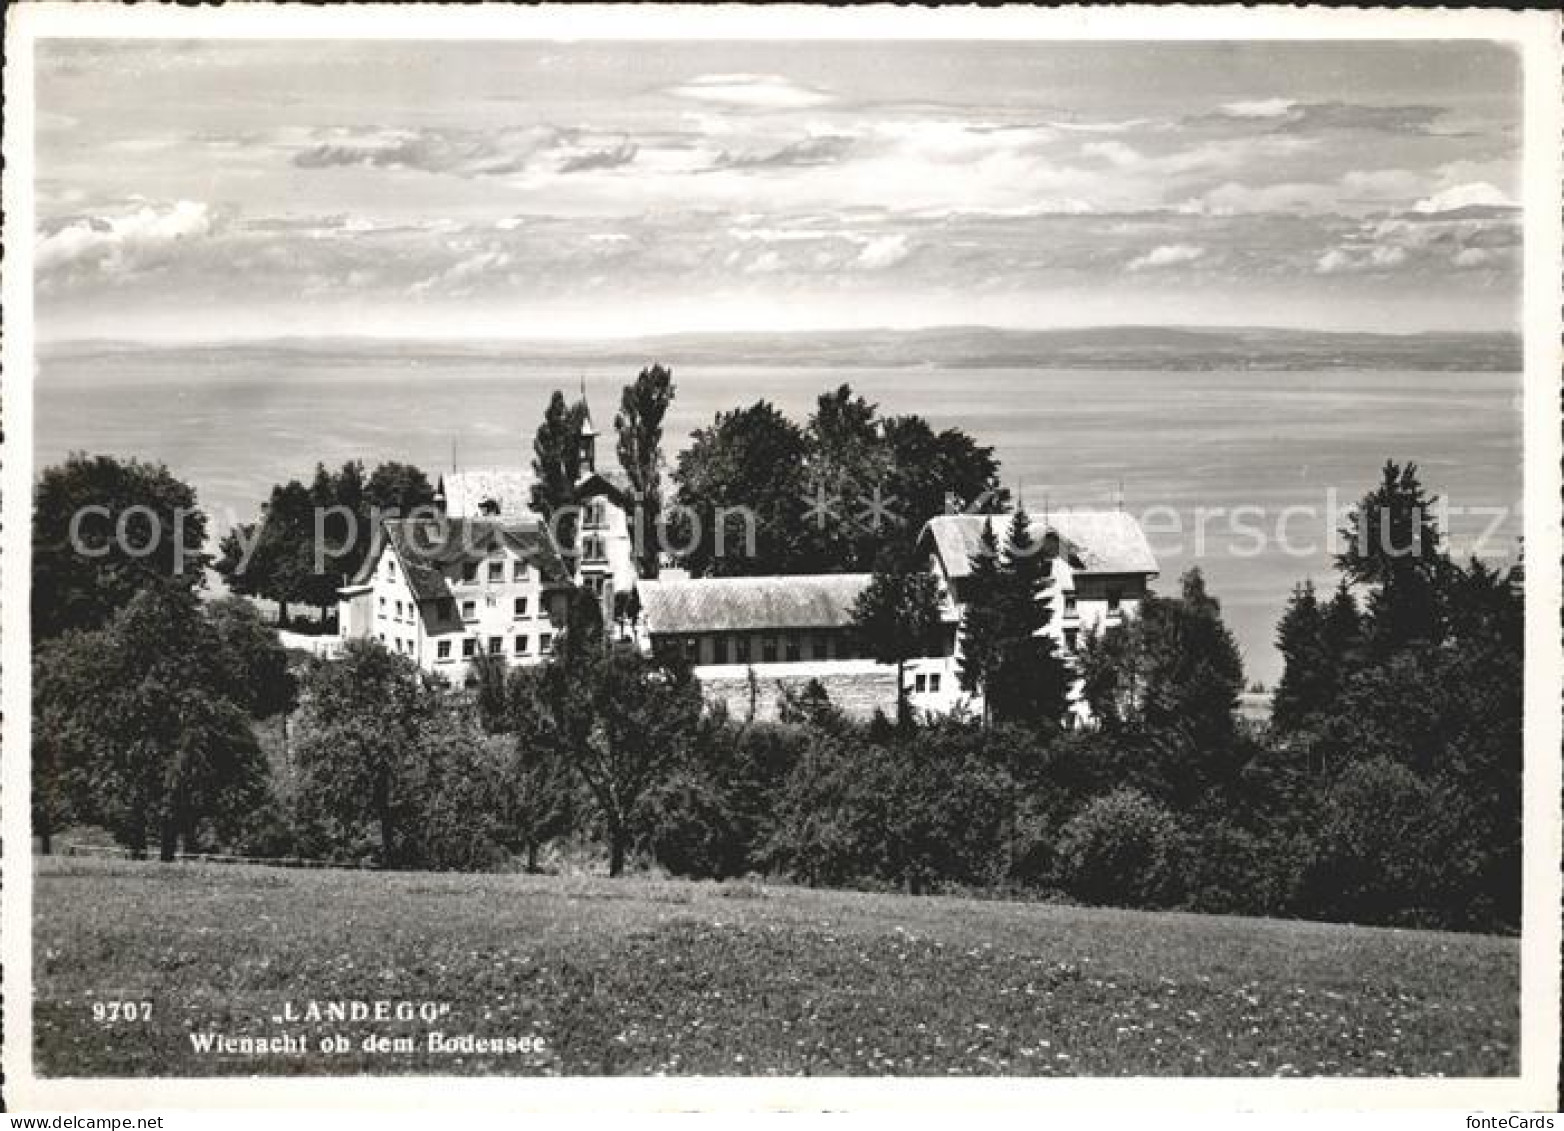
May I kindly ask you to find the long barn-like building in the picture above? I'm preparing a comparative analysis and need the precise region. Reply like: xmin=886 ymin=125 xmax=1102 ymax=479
xmin=634 ymin=509 xmax=1158 ymax=721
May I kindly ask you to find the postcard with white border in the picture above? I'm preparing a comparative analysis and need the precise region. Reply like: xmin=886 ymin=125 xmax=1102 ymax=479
xmin=3 ymin=2 xmax=1561 ymax=1114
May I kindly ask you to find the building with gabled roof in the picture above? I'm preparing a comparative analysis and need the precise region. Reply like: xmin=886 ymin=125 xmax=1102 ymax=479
xmin=633 ymin=510 xmax=1158 ymax=721
xmin=434 ymin=467 xmax=534 ymax=522
xmin=337 ymin=515 xmax=575 ymax=676
xmin=432 ymin=395 xmax=641 ymax=633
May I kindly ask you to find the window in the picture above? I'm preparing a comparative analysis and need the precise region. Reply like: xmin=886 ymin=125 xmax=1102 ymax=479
xmin=513 ymin=560 xmax=527 ymax=582
xmin=540 ymin=633 xmax=554 ymax=653
xmin=514 ymin=635 xmax=528 ymax=655
xmin=488 ymin=636 xmax=503 ymax=655
xmin=461 ymin=600 xmax=477 ymax=621
xmin=461 ymin=562 xmax=478 ymax=583
xmin=785 ymin=638 xmax=801 ymax=663
xmin=1064 ymin=590 xmax=1078 ymax=616
xmin=735 ymin=637 xmax=751 ymax=664
xmin=387 ymin=560 xmax=396 ymax=578
xmin=514 ymin=596 xmax=528 ymax=618
xmin=378 ymin=632 xmax=385 ymax=643
xmin=929 ymin=673 xmax=942 ymax=693
xmin=395 ymin=600 xmax=403 ymax=619
xmin=462 ymin=638 xmax=476 ymax=658
xmin=684 ymin=636 xmax=700 ymax=661
xmin=762 ymin=638 xmax=778 ymax=663
xmin=915 ymin=673 xmax=928 ymax=693
xmin=811 ymin=636 xmax=827 ymax=660
xmin=488 ymin=560 xmax=504 ymax=583
xmin=379 ymin=596 xmax=386 ymax=610
xmin=1065 ymin=628 xmax=1080 ymax=653
xmin=712 ymin=637 xmax=728 ymax=664
xmin=583 ymin=536 xmax=605 ymax=561
xmin=1107 ymin=587 xmax=1124 ymax=614
xmin=437 ymin=640 xmax=452 ymax=661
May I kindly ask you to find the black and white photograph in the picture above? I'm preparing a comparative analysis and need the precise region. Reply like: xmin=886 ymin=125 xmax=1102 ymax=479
xmin=2 ymin=2 xmax=1560 ymax=1113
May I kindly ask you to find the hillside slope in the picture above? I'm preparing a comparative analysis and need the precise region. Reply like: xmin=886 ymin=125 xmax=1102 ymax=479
xmin=33 ymin=858 xmax=1518 ymax=1077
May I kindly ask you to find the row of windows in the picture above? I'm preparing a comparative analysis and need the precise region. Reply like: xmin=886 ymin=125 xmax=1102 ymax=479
xmin=458 ymin=595 xmax=536 ymax=621
xmin=661 ymin=634 xmax=859 ymax=665
xmin=912 ymin=672 xmax=944 ymax=695
xmin=434 ymin=633 xmax=554 ymax=662
xmin=457 ymin=559 xmax=532 ymax=585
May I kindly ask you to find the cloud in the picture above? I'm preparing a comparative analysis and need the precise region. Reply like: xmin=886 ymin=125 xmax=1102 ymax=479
xmin=409 ymin=248 xmax=513 ymax=297
xmin=853 ymin=234 xmax=911 ymax=271
xmin=1202 ymin=100 xmax=1448 ymax=136
xmin=1219 ymin=98 xmax=1296 ymax=120
xmin=558 ymin=141 xmax=639 ymax=174
xmin=37 ymin=199 xmax=215 ymax=276
xmin=291 ymin=126 xmax=559 ymax=177
xmin=1453 ymin=247 xmax=1494 ymax=269
xmin=1128 ymin=244 xmax=1204 ymax=271
xmin=714 ymin=135 xmax=855 ymax=170
xmin=1315 ymin=244 xmax=1408 ymax=274
xmin=668 ymin=73 xmax=833 ymax=110
xmin=1081 ymin=140 xmax=1141 ymax=168
xmin=1413 ymin=181 xmax=1514 ymax=214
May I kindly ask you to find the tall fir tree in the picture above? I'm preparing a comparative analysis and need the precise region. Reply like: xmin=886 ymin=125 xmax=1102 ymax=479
xmin=956 ymin=519 xmax=1004 ymax=724
xmin=989 ymin=510 xmax=1070 ymax=728
xmin=1336 ymin=460 xmax=1445 ymax=651
xmin=1272 ymin=580 xmax=1326 ymax=733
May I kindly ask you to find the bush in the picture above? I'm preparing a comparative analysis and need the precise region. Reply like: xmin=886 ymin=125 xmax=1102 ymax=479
xmin=767 ymin=726 xmax=1011 ymax=893
xmin=1296 ymin=755 xmax=1446 ymax=928
xmin=1055 ymin=788 xmax=1187 ymax=909
xmin=638 ymin=770 xmax=745 ymax=879
xmin=1182 ymin=818 xmax=1303 ymax=917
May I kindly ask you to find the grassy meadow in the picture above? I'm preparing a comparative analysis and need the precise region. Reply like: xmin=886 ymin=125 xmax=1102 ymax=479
xmin=34 ymin=857 xmax=1518 ymax=1077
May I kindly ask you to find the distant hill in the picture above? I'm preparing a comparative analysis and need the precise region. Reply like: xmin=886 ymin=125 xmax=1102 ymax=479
xmin=48 ymin=325 xmax=1522 ymax=372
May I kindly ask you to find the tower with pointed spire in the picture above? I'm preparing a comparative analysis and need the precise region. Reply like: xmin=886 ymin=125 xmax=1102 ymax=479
xmin=577 ymin=389 xmax=598 ymax=475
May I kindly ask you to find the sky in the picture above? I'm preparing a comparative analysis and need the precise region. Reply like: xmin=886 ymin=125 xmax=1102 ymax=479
xmin=33 ymin=38 xmax=1523 ymax=341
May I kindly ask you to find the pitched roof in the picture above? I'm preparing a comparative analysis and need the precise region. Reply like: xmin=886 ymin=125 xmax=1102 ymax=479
xmin=437 ymin=468 xmax=534 ymax=520
xmin=921 ymin=511 xmax=1158 ymax=580
xmin=350 ymin=517 xmax=572 ymax=602
xmin=639 ymin=573 xmax=874 ymax=635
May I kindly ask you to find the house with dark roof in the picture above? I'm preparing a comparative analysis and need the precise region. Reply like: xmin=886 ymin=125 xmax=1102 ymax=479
xmin=633 ymin=509 xmax=1158 ymax=721
xmin=919 ymin=510 xmax=1159 ymax=717
xmin=432 ymin=398 xmax=641 ymax=631
xmin=634 ymin=571 xmax=909 ymax=721
xmin=337 ymin=516 xmax=574 ymax=675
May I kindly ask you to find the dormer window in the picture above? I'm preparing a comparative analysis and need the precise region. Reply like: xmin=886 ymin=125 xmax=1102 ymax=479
xmin=478 ymin=497 xmax=500 ymax=516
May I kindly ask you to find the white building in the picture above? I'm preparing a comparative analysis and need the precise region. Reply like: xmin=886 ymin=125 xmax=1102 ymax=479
xmin=917 ymin=511 xmax=1159 ymax=718
xmin=432 ymin=400 xmax=640 ymax=631
xmin=634 ymin=510 xmax=1158 ymax=721
xmin=336 ymin=516 xmax=575 ymax=677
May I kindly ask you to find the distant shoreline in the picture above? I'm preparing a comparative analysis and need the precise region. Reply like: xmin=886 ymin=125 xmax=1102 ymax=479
xmin=37 ymin=325 xmax=1523 ymax=374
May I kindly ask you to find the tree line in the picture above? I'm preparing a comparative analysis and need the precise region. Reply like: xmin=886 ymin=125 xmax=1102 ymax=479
xmin=31 ymin=388 xmax=1521 ymax=931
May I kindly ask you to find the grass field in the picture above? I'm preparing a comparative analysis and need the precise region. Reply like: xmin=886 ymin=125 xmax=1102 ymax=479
xmin=33 ymin=857 xmax=1519 ymax=1077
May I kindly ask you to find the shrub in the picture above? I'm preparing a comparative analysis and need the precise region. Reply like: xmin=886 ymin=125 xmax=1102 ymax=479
xmin=1055 ymin=788 xmax=1187 ymax=908
xmin=1296 ymin=755 xmax=1445 ymax=928
xmin=638 ymin=770 xmax=745 ymax=879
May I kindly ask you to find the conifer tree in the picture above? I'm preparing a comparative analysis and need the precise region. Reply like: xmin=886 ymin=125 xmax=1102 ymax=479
xmin=957 ymin=519 xmax=1004 ymax=724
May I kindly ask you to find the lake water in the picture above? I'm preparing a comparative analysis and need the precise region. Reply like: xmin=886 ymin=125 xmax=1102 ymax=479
xmin=34 ymin=344 xmax=1524 ymax=685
